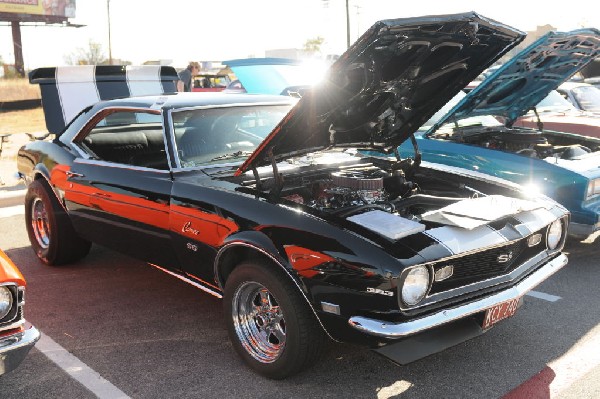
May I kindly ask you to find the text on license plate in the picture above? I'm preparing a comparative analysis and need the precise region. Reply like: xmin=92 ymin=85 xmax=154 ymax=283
xmin=482 ymin=297 xmax=520 ymax=329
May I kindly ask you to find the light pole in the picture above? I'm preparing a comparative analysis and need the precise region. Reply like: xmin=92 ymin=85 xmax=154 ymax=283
xmin=107 ymin=0 xmax=113 ymax=64
xmin=345 ymin=0 xmax=350 ymax=48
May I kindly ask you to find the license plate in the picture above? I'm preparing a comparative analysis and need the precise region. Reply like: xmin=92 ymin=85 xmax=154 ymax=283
xmin=482 ymin=297 xmax=520 ymax=329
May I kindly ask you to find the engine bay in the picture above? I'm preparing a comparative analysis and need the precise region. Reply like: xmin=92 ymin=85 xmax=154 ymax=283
xmin=432 ymin=125 xmax=600 ymax=159
xmin=237 ymin=153 xmax=519 ymax=232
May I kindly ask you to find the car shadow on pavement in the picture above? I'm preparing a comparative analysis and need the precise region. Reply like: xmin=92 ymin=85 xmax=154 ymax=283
xmin=2 ymin=242 xmax=599 ymax=399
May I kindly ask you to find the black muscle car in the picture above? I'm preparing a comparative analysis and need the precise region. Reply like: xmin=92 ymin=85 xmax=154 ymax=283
xmin=17 ymin=13 xmax=569 ymax=379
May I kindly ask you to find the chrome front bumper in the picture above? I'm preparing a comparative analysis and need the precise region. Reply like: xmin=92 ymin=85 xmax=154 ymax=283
xmin=348 ymin=253 xmax=568 ymax=339
xmin=0 ymin=323 xmax=41 ymax=375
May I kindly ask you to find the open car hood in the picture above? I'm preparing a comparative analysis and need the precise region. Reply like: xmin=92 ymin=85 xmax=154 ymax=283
xmin=236 ymin=12 xmax=524 ymax=175
xmin=432 ymin=29 xmax=600 ymax=130
xmin=29 ymin=65 xmax=178 ymax=135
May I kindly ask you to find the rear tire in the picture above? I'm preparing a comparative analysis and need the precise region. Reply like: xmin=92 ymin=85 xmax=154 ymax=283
xmin=223 ymin=261 xmax=327 ymax=379
xmin=24 ymin=179 xmax=91 ymax=265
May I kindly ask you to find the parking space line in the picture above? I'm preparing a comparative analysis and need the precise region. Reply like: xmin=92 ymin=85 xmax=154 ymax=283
xmin=36 ymin=332 xmax=131 ymax=399
xmin=526 ymin=290 xmax=562 ymax=302
xmin=504 ymin=328 xmax=600 ymax=398
xmin=0 ymin=204 xmax=24 ymax=218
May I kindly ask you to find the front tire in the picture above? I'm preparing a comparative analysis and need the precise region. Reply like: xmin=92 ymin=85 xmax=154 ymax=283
xmin=224 ymin=261 xmax=327 ymax=379
xmin=24 ymin=179 xmax=91 ymax=265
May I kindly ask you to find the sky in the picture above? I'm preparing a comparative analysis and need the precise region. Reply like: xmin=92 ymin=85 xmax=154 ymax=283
xmin=1 ymin=0 xmax=599 ymax=70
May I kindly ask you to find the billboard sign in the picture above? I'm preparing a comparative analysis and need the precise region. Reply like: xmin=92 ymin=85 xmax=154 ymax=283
xmin=0 ymin=0 xmax=76 ymax=18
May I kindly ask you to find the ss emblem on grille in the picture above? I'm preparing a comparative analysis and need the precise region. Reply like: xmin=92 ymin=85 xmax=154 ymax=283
xmin=497 ymin=251 xmax=513 ymax=263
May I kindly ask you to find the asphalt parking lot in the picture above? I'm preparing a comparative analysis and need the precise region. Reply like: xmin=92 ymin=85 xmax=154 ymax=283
xmin=1 ymin=187 xmax=600 ymax=399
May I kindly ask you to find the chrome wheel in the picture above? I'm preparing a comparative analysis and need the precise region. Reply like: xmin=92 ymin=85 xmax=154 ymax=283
xmin=232 ymin=281 xmax=286 ymax=363
xmin=31 ymin=197 xmax=50 ymax=249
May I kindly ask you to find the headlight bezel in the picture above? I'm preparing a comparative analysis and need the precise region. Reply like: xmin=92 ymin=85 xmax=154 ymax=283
xmin=546 ymin=218 xmax=564 ymax=251
xmin=398 ymin=265 xmax=432 ymax=308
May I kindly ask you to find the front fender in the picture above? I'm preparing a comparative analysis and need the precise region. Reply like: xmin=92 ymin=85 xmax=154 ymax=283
xmin=214 ymin=230 xmax=342 ymax=340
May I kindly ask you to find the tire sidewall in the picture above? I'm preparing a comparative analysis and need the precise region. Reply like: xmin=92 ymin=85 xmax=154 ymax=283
xmin=224 ymin=262 xmax=306 ymax=379
xmin=24 ymin=180 xmax=60 ymax=264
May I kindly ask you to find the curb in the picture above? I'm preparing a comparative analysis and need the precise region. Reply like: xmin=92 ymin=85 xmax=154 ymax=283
xmin=0 ymin=188 xmax=26 ymax=200
xmin=0 ymin=188 xmax=26 ymax=208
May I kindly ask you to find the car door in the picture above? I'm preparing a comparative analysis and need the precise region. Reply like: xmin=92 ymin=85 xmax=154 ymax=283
xmin=64 ymin=109 xmax=179 ymax=268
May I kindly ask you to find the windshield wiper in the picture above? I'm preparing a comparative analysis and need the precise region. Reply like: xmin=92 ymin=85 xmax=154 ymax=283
xmin=209 ymin=151 xmax=253 ymax=162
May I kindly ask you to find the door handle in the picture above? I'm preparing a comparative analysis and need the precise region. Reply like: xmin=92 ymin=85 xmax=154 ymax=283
xmin=65 ymin=171 xmax=85 ymax=178
xmin=94 ymin=192 xmax=112 ymax=198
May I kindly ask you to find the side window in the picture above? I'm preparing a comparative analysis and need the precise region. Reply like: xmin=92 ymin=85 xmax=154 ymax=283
xmin=78 ymin=110 xmax=169 ymax=170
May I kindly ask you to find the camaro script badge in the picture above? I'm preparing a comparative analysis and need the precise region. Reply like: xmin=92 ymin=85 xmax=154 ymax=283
xmin=182 ymin=222 xmax=200 ymax=235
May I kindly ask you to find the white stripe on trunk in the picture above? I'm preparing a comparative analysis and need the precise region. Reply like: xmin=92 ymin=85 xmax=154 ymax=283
xmin=56 ymin=66 xmax=100 ymax=127
xmin=126 ymin=65 xmax=163 ymax=97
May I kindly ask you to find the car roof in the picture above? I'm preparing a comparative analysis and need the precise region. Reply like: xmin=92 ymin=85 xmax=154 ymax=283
xmin=95 ymin=92 xmax=296 ymax=111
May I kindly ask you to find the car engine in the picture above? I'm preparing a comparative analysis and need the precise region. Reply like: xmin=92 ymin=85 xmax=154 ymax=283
xmin=278 ymin=163 xmax=422 ymax=214
xmin=445 ymin=126 xmax=599 ymax=159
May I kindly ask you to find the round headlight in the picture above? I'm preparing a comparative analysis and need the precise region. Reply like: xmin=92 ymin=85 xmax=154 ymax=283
xmin=547 ymin=219 xmax=563 ymax=250
xmin=401 ymin=266 xmax=430 ymax=306
xmin=0 ymin=286 xmax=13 ymax=319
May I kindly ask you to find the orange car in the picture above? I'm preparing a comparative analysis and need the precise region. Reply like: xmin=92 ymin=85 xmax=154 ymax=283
xmin=191 ymin=74 xmax=231 ymax=92
xmin=0 ymin=249 xmax=40 ymax=375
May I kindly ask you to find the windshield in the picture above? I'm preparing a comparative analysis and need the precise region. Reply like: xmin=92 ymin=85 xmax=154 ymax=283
xmin=172 ymin=104 xmax=292 ymax=168
xmin=571 ymin=85 xmax=600 ymax=112
xmin=533 ymin=90 xmax=578 ymax=113
xmin=421 ymin=91 xmax=502 ymax=131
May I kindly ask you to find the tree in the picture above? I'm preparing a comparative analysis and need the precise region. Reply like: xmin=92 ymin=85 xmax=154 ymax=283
xmin=64 ymin=40 xmax=107 ymax=65
xmin=303 ymin=37 xmax=325 ymax=56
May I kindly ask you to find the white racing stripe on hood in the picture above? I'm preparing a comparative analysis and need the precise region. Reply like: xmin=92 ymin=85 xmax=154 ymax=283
xmin=56 ymin=66 xmax=100 ymax=127
xmin=513 ymin=208 xmax=558 ymax=235
xmin=424 ymin=225 xmax=507 ymax=255
xmin=424 ymin=207 xmax=558 ymax=256
xmin=126 ymin=65 xmax=163 ymax=96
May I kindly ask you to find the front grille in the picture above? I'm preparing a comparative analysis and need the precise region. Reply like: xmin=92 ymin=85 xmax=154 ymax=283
xmin=429 ymin=230 xmax=545 ymax=294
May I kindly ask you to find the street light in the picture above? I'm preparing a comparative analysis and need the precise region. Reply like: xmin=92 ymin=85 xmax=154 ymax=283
xmin=321 ymin=0 xmax=351 ymax=49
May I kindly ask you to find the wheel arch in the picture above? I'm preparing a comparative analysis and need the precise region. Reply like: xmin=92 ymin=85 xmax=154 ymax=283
xmin=30 ymin=166 xmax=66 ymax=212
xmin=214 ymin=236 xmax=336 ymax=341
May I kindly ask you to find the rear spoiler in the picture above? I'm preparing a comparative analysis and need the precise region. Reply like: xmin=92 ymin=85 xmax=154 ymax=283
xmin=29 ymin=65 xmax=179 ymax=135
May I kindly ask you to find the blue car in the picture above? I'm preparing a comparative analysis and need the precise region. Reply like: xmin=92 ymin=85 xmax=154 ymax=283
xmin=223 ymin=57 xmax=327 ymax=96
xmin=397 ymin=29 xmax=600 ymax=239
